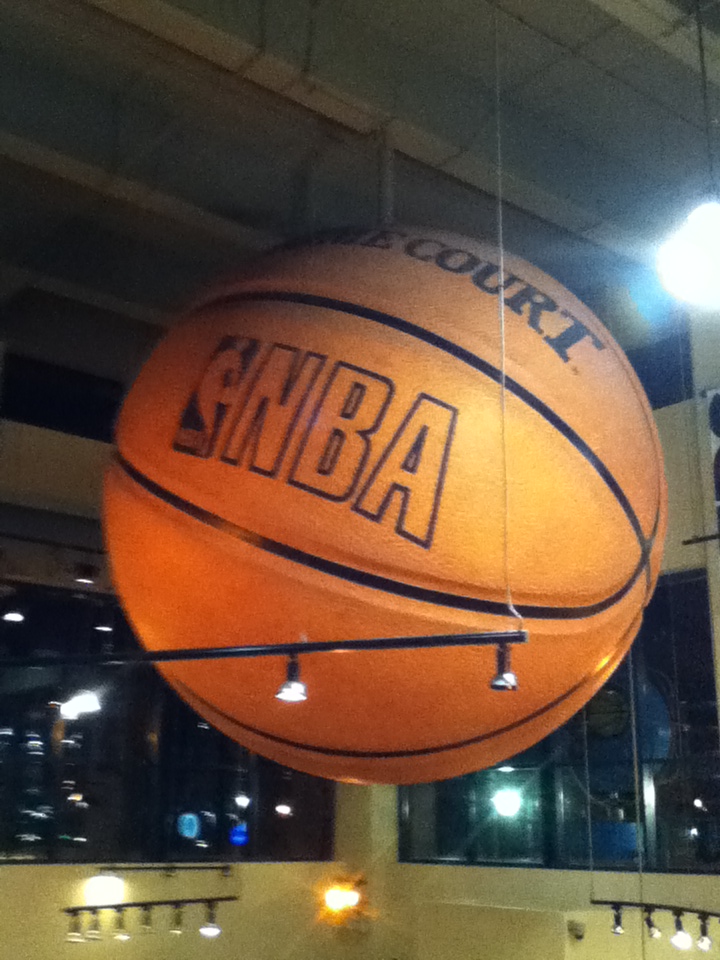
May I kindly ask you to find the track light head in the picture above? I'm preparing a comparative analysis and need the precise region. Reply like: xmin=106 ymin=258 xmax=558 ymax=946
xmin=671 ymin=912 xmax=692 ymax=951
xmin=170 ymin=904 xmax=183 ymax=935
xmin=199 ymin=900 xmax=222 ymax=938
xmin=644 ymin=909 xmax=662 ymax=940
xmin=276 ymin=653 xmax=307 ymax=702
xmin=85 ymin=909 xmax=102 ymax=941
xmin=697 ymin=914 xmax=712 ymax=952
xmin=490 ymin=643 xmax=518 ymax=691
xmin=66 ymin=911 xmax=84 ymax=943
xmin=113 ymin=909 xmax=131 ymax=942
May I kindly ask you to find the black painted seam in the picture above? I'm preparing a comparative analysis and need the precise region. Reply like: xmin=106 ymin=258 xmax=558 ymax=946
xmin=116 ymin=454 xmax=652 ymax=621
xmin=200 ymin=290 xmax=652 ymax=555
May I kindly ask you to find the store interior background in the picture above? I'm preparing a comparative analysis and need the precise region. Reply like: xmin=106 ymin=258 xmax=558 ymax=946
xmin=1 ymin=0 xmax=720 ymax=956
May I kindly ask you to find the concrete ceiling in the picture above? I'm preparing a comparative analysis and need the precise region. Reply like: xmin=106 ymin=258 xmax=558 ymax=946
xmin=0 ymin=0 xmax=717 ymax=376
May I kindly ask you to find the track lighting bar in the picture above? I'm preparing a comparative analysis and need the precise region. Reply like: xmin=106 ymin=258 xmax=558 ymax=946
xmin=63 ymin=896 xmax=237 ymax=914
xmin=0 ymin=630 xmax=527 ymax=668
xmin=97 ymin=864 xmax=231 ymax=875
xmin=592 ymin=900 xmax=720 ymax=920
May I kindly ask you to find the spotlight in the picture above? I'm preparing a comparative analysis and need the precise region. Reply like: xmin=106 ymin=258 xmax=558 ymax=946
xmin=94 ymin=625 xmax=113 ymax=633
xmin=199 ymin=901 xmax=221 ymax=939
xmin=657 ymin=202 xmax=720 ymax=309
xmin=2 ymin=611 xmax=24 ymax=623
xmin=113 ymin=909 xmax=131 ymax=942
xmin=697 ymin=914 xmax=712 ymax=952
xmin=170 ymin=904 xmax=184 ymax=935
xmin=275 ymin=654 xmax=307 ymax=702
xmin=325 ymin=885 xmax=361 ymax=912
xmin=60 ymin=691 xmax=101 ymax=720
xmin=85 ymin=909 xmax=102 ymax=941
xmin=74 ymin=563 xmax=98 ymax=585
xmin=490 ymin=643 xmax=518 ymax=691
xmin=234 ymin=793 xmax=251 ymax=809
xmin=671 ymin=912 xmax=692 ymax=951
xmin=644 ymin=909 xmax=661 ymax=939
xmin=66 ymin=911 xmax=84 ymax=943
xmin=275 ymin=803 xmax=293 ymax=817
xmin=84 ymin=871 xmax=125 ymax=906
xmin=491 ymin=788 xmax=522 ymax=818
xmin=141 ymin=905 xmax=153 ymax=934
xmin=611 ymin=905 xmax=624 ymax=936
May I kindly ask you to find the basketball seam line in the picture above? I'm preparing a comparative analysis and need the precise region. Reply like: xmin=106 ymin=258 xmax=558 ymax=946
xmin=199 ymin=289 xmax=653 ymax=556
xmin=170 ymin=672 xmax=588 ymax=758
xmin=115 ymin=454 xmax=653 ymax=620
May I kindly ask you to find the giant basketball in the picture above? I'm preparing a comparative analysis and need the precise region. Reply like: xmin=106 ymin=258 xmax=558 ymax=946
xmin=103 ymin=227 xmax=667 ymax=784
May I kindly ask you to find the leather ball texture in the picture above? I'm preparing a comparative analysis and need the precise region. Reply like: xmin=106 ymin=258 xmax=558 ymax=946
xmin=104 ymin=227 xmax=667 ymax=784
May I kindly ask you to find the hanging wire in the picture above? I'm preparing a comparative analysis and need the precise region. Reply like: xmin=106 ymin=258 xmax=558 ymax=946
xmin=580 ymin=706 xmax=596 ymax=904
xmin=694 ymin=0 xmax=719 ymax=198
xmin=627 ymin=646 xmax=648 ymax=959
xmin=493 ymin=8 xmax=522 ymax=629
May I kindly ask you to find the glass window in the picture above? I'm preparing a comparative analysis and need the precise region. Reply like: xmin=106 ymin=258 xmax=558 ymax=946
xmin=0 ymin=581 xmax=334 ymax=864
xmin=399 ymin=570 xmax=718 ymax=873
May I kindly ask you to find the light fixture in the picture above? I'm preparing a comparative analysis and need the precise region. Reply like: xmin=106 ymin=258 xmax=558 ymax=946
xmin=94 ymin=624 xmax=113 ymax=633
xmin=275 ymin=803 xmax=293 ymax=817
xmin=671 ymin=912 xmax=693 ymax=951
xmin=2 ymin=611 xmax=24 ymax=623
xmin=199 ymin=901 xmax=221 ymax=938
xmin=644 ymin=909 xmax=662 ymax=939
xmin=74 ymin=563 xmax=98 ymax=585
xmin=66 ymin=911 xmax=84 ymax=943
xmin=85 ymin=909 xmax=102 ymax=941
xmin=657 ymin=1 xmax=720 ymax=308
xmin=324 ymin=885 xmax=361 ymax=912
xmin=275 ymin=653 xmax=307 ymax=702
xmin=491 ymin=788 xmax=522 ymax=818
xmin=694 ymin=797 xmax=705 ymax=809
xmin=141 ymin=905 xmax=153 ymax=934
xmin=611 ymin=905 xmax=624 ymax=935
xmin=697 ymin=914 xmax=712 ymax=952
xmin=113 ymin=909 xmax=131 ymax=942
xmin=498 ymin=765 xmax=515 ymax=773
xmin=318 ymin=876 xmax=368 ymax=927
xmin=84 ymin=871 xmax=125 ymax=906
xmin=490 ymin=643 xmax=518 ymax=691
xmin=170 ymin=904 xmax=183 ymax=935
xmin=234 ymin=793 xmax=251 ymax=809
xmin=60 ymin=691 xmax=101 ymax=720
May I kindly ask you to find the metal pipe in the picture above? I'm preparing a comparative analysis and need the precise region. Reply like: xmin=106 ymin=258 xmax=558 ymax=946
xmin=1 ymin=630 xmax=527 ymax=669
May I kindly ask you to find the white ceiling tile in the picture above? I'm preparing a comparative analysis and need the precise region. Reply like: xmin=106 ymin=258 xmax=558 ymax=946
xmin=517 ymin=54 xmax=706 ymax=183
xmin=496 ymin=0 xmax=619 ymax=50
xmin=581 ymin=22 xmax=718 ymax=126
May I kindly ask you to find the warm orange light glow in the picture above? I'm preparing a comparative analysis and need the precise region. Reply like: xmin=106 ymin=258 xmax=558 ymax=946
xmin=317 ymin=876 xmax=369 ymax=926
xmin=324 ymin=886 xmax=361 ymax=912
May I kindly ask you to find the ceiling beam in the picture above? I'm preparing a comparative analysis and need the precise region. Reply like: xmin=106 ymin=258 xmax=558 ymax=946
xmin=0 ymin=130 xmax=281 ymax=255
xmin=0 ymin=260 xmax=165 ymax=326
xmin=2 ymin=0 xmax=610 ymax=252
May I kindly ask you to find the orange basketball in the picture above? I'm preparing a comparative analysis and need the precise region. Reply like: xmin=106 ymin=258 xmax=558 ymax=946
xmin=103 ymin=227 xmax=667 ymax=784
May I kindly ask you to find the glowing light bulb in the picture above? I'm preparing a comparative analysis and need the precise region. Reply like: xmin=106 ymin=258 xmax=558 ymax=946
xmin=491 ymin=788 xmax=522 ymax=817
xmin=324 ymin=886 xmax=361 ymax=912
xmin=84 ymin=872 xmax=125 ymax=906
xmin=657 ymin=201 xmax=720 ymax=309
xmin=60 ymin=692 xmax=101 ymax=720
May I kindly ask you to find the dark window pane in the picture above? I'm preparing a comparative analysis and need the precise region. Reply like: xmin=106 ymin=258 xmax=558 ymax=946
xmin=0 ymin=354 xmax=123 ymax=443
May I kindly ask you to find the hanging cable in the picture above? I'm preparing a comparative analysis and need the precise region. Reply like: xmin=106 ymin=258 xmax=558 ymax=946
xmin=493 ymin=7 xmax=523 ymax=636
xmin=627 ymin=646 xmax=648 ymax=960
xmin=694 ymin=0 xmax=718 ymax=198
xmin=580 ymin=705 xmax=596 ymax=906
